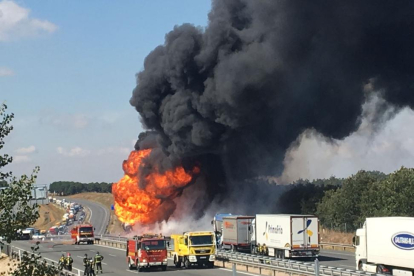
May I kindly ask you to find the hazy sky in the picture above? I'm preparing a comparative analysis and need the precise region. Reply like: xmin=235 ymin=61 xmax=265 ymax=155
xmin=1 ymin=0 xmax=211 ymax=184
xmin=2 ymin=0 xmax=414 ymax=185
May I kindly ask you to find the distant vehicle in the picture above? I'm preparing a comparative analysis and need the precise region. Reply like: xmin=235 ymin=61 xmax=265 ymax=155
xmin=71 ymin=224 xmax=95 ymax=244
xmin=221 ymin=216 xmax=254 ymax=252
xmin=354 ymin=217 xmax=414 ymax=274
xmin=32 ymin=233 xmax=46 ymax=240
xmin=20 ymin=229 xmax=33 ymax=240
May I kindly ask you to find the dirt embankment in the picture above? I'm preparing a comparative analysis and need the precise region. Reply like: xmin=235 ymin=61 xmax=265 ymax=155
xmin=32 ymin=204 xmax=66 ymax=231
xmin=320 ymin=229 xmax=354 ymax=244
xmin=67 ymin=192 xmax=123 ymax=234
xmin=0 ymin=254 xmax=18 ymax=275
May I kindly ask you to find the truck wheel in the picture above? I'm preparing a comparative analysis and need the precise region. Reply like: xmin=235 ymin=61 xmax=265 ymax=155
xmin=138 ymin=267 xmax=143 ymax=272
xmin=161 ymin=265 xmax=167 ymax=271
xmin=358 ymin=262 xmax=363 ymax=271
xmin=174 ymin=256 xmax=181 ymax=268
xmin=184 ymin=258 xmax=191 ymax=269
xmin=128 ymin=260 xmax=134 ymax=270
xmin=376 ymin=265 xmax=388 ymax=274
xmin=208 ymin=262 xmax=214 ymax=268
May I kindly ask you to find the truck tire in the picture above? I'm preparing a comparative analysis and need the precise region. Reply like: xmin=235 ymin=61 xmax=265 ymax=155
xmin=184 ymin=258 xmax=191 ymax=269
xmin=376 ymin=265 xmax=389 ymax=274
xmin=358 ymin=262 xmax=363 ymax=271
xmin=128 ymin=259 xmax=134 ymax=270
xmin=174 ymin=256 xmax=181 ymax=268
xmin=161 ymin=265 xmax=167 ymax=271
xmin=208 ymin=262 xmax=214 ymax=268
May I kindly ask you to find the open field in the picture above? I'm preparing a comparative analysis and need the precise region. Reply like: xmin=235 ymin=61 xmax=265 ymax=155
xmin=67 ymin=192 xmax=123 ymax=234
xmin=32 ymin=204 xmax=65 ymax=231
xmin=320 ymin=229 xmax=353 ymax=244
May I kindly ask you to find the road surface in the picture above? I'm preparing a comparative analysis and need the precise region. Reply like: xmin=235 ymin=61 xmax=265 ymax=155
xmin=11 ymin=239 xmax=356 ymax=276
xmin=59 ymin=198 xmax=110 ymax=236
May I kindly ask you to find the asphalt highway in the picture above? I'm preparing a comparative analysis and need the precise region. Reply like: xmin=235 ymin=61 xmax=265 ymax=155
xmin=61 ymin=198 xmax=110 ymax=236
xmin=11 ymin=239 xmax=356 ymax=276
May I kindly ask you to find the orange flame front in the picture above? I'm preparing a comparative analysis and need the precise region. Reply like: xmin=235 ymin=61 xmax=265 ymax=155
xmin=112 ymin=149 xmax=199 ymax=225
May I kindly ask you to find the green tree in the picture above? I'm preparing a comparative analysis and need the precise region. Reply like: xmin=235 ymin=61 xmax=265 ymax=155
xmin=0 ymin=103 xmax=58 ymax=275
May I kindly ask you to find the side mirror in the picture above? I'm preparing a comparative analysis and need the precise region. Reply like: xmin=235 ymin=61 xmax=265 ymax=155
xmin=352 ymin=236 xmax=356 ymax=246
xmin=211 ymin=220 xmax=213 ymax=225
xmin=94 ymin=228 xmax=96 ymax=231
xmin=167 ymin=242 xmax=170 ymax=247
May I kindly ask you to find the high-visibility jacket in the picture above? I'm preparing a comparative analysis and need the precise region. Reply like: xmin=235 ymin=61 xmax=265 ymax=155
xmin=94 ymin=255 xmax=103 ymax=263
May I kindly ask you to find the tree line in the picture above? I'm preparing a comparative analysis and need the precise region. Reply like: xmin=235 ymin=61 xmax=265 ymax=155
xmin=278 ymin=168 xmax=414 ymax=231
xmin=49 ymin=181 xmax=112 ymax=195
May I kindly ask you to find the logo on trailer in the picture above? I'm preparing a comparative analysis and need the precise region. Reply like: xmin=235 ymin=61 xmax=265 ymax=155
xmin=297 ymin=219 xmax=313 ymax=237
xmin=392 ymin=232 xmax=414 ymax=250
xmin=224 ymin=221 xmax=234 ymax=229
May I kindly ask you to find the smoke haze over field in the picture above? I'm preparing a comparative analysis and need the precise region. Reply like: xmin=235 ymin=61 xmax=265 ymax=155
xmin=128 ymin=0 xmax=414 ymax=219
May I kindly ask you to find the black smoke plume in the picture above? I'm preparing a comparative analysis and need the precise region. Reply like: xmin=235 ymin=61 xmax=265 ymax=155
xmin=130 ymin=0 xmax=414 ymax=215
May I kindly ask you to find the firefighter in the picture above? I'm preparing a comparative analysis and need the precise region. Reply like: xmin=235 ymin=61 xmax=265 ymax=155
xmin=94 ymin=252 xmax=104 ymax=274
xmin=257 ymin=243 xmax=262 ymax=255
xmin=87 ymin=258 xmax=96 ymax=276
xmin=58 ymin=254 xmax=65 ymax=270
xmin=66 ymin=253 xmax=73 ymax=271
xmin=262 ymin=243 xmax=268 ymax=256
xmin=83 ymin=254 xmax=89 ymax=275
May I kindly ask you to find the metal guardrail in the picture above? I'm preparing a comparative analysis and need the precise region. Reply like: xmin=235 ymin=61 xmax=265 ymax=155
xmin=217 ymin=250 xmax=383 ymax=276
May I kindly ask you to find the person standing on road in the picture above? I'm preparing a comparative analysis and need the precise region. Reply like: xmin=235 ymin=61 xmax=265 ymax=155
xmin=83 ymin=254 xmax=89 ymax=275
xmin=94 ymin=251 xmax=104 ymax=274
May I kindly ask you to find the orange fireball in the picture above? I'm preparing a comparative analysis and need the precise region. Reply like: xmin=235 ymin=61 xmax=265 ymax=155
xmin=112 ymin=149 xmax=199 ymax=225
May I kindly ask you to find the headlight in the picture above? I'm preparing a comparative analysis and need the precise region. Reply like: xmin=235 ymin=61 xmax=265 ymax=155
xmin=163 ymin=258 xmax=168 ymax=262
xmin=209 ymin=255 xmax=215 ymax=261
xmin=189 ymin=255 xmax=197 ymax=262
xmin=143 ymin=259 xmax=147 ymax=263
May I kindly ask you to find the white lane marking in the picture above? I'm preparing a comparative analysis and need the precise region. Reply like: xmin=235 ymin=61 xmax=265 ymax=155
xmin=94 ymin=244 xmax=125 ymax=251
xmin=102 ymin=262 xmax=107 ymax=265
xmin=77 ymin=256 xmax=84 ymax=258
xmin=125 ymin=270 xmax=137 ymax=274
xmin=90 ymin=250 xmax=95 ymax=252
xmin=75 ymin=246 xmax=80 ymax=249
xmin=337 ymin=264 xmax=356 ymax=269
xmin=219 ymin=268 xmax=260 ymax=276
xmin=109 ymin=254 xmax=116 ymax=257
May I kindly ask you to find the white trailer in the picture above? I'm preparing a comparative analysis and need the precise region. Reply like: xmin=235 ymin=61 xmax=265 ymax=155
xmin=254 ymin=214 xmax=319 ymax=259
xmin=222 ymin=216 xmax=254 ymax=252
xmin=355 ymin=217 xmax=414 ymax=275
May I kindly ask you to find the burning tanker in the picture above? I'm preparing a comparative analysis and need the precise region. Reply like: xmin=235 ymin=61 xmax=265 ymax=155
xmin=112 ymin=148 xmax=199 ymax=225
xmin=114 ymin=0 xmax=414 ymax=226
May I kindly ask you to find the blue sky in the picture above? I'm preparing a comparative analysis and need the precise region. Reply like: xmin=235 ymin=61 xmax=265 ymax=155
xmin=1 ymin=0 xmax=211 ymax=184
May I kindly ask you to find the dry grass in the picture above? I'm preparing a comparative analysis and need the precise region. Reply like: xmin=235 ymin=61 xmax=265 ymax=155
xmin=67 ymin=192 xmax=124 ymax=234
xmin=32 ymin=204 xmax=65 ymax=231
xmin=0 ymin=254 xmax=18 ymax=275
xmin=320 ymin=229 xmax=354 ymax=244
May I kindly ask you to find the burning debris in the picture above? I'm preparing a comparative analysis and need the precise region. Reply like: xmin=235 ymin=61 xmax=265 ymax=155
xmin=115 ymin=0 xmax=414 ymax=226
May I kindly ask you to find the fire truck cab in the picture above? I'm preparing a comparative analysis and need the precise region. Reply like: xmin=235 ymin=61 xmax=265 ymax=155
xmin=71 ymin=224 xmax=95 ymax=245
xmin=126 ymin=234 xmax=168 ymax=272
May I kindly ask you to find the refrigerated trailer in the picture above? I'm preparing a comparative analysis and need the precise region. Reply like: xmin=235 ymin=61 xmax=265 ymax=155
xmin=355 ymin=217 xmax=414 ymax=275
xmin=254 ymin=214 xmax=319 ymax=259
xmin=222 ymin=216 xmax=254 ymax=251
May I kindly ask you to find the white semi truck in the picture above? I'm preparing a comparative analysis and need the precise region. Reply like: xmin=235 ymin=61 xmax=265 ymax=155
xmin=354 ymin=217 xmax=414 ymax=275
xmin=253 ymin=214 xmax=320 ymax=259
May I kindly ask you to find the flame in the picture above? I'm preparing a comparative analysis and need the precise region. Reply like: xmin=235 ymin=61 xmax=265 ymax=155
xmin=112 ymin=149 xmax=199 ymax=225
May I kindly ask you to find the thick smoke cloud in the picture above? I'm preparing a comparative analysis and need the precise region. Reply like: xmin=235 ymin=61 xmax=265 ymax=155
xmin=130 ymin=0 xmax=414 ymax=200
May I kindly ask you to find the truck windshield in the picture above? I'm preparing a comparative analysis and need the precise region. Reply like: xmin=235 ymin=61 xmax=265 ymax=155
xmin=79 ymin=227 xmax=93 ymax=237
xmin=141 ymin=240 xmax=166 ymax=250
xmin=190 ymin=235 xmax=213 ymax=245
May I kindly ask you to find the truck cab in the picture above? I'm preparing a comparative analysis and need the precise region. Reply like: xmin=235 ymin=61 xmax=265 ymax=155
xmin=71 ymin=224 xmax=94 ymax=244
xmin=171 ymin=231 xmax=215 ymax=269
xmin=126 ymin=234 xmax=168 ymax=271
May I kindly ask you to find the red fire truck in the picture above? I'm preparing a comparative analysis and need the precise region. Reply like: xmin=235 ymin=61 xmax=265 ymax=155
xmin=71 ymin=224 xmax=95 ymax=245
xmin=126 ymin=234 xmax=168 ymax=271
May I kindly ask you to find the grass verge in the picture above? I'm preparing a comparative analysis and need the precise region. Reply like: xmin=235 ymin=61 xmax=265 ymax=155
xmin=32 ymin=204 xmax=66 ymax=231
